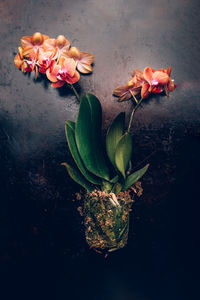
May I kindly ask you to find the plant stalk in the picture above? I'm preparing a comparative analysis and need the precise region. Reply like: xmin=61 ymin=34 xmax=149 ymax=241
xmin=127 ymin=97 xmax=143 ymax=133
xmin=130 ymin=91 xmax=138 ymax=104
xmin=70 ymin=84 xmax=80 ymax=102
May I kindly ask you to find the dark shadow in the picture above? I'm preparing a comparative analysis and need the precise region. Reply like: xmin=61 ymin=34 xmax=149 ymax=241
xmin=34 ymin=73 xmax=51 ymax=90
xmin=57 ymin=82 xmax=83 ymax=98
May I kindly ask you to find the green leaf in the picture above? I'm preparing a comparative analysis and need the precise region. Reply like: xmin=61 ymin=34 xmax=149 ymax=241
xmin=65 ymin=120 xmax=102 ymax=185
xmin=106 ymin=112 xmax=125 ymax=168
xmin=75 ymin=93 xmax=110 ymax=180
xmin=61 ymin=162 xmax=93 ymax=192
xmin=123 ymin=163 xmax=149 ymax=191
xmin=110 ymin=175 xmax=119 ymax=184
xmin=112 ymin=183 xmax=122 ymax=195
xmin=115 ymin=132 xmax=133 ymax=178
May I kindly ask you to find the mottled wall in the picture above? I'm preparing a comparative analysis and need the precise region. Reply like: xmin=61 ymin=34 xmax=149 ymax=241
xmin=0 ymin=1 xmax=200 ymax=299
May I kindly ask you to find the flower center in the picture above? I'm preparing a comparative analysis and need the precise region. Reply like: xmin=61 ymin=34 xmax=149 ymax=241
xmin=151 ymin=79 xmax=159 ymax=86
xmin=42 ymin=58 xmax=50 ymax=67
xmin=57 ymin=70 xmax=68 ymax=81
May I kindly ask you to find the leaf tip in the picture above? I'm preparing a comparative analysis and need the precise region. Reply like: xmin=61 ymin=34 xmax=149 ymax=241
xmin=61 ymin=162 xmax=68 ymax=167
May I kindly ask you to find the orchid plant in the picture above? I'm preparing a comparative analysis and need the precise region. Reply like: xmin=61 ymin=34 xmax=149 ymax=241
xmin=61 ymin=67 xmax=175 ymax=252
xmin=14 ymin=33 xmax=175 ymax=253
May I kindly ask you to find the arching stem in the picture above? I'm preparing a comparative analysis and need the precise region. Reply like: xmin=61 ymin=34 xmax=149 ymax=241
xmin=127 ymin=97 xmax=143 ymax=133
xmin=69 ymin=84 xmax=80 ymax=102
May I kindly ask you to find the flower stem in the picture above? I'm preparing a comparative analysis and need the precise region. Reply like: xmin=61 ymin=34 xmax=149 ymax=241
xmin=127 ymin=97 xmax=143 ymax=133
xmin=130 ymin=90 xmax=138 ymax=104
xmin=70 ymin=84 xmax=80 ymax=102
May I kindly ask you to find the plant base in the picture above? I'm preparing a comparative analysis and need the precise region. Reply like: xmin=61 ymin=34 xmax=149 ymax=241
xmin=84 ymin=190 xmax=135 ymax=252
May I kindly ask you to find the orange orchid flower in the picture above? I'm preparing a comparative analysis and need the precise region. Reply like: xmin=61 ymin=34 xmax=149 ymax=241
xmin=21 ymin=32 xmax=49 ymax=58
xmin=64 ymin=47 xmax=94 ymax=74
xmin=46 ymin=56 xmax=80 ymax=87
xmin=113 ymin=69 xmax=145 ymax=101
xmin=37 ymin=48 xmax=58 ymax=74
xmin=141 ymin=66 xmax=175 ymax=98
xmin=22 ymin=49 xmax=39 ymax=79
xmin=43 ymin=35 xmax=70 ymax=59
xmin=14 ymin=46 xmax=39 ymax=79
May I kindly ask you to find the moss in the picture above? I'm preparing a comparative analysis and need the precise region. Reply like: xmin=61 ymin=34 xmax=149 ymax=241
xmin=84 ymin=190 xmax=134 ymax=252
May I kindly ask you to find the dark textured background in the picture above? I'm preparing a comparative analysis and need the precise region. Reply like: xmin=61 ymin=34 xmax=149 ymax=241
xmin=0 ymin=0 xmax=200 ymax=299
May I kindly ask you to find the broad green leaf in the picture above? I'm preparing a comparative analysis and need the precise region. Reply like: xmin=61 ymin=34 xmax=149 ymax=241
xmin=106 ymin=112 xmax=125 ymax=168
xmin=75 ymin=93 xmax=110 ymax=180
xmin=61 ymin=162 xmax=93 ymax=192
xmin=123 ymin=163 xmax=149 ymax=191
xmin=115 ymin=132 xmax=133 ymax=178
xmin=65 ymin=120 xmax=102 ymax=185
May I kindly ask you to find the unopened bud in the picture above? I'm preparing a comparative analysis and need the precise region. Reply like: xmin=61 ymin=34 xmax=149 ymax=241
xmin=56 ymin=35 xmax=67 ymax=47
xmin=69 ymin=47 xmax=81 ymax=59
xmin=32 ymin=32 xmax=43 ymax=45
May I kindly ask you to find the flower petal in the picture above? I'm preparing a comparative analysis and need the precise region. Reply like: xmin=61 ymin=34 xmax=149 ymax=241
xmin=65 ymin=70 xmax=80 ymax=84
xmin=152 ymin=85 xmax=163 ymax=93
xmin=153 ymin=71 xmax=169 ymax=85
xmin=38 ymin=49 xmax=54 ymax=63
xmin=51 ymin=81 xmax=65 ymax=88
xmin=60 ymin=44 xmax=71 ymax=55
xmin=63 ymin=57 xmax=76 ymax=77
xmin=43 ymin=38 xmax=56 ymax=51
xmin=77 ymin=62 xmax=93 ymax=74
xmin=167 ymin=79 xmax=175 ymax=92
xmin=58 ymin=56 xmax=66 ymax=67
xmin=141 ymin=83 xmax=150 ymax=99
xmin=166 ymin=66 xmax=172 ymax=76
xmin=42 ymin=34 xmax=50 ymax=41
xmin=113 ymin=84 xmax=129 ymax=97
xmin=22 ymin=46 xmax=34 ymax=58
xmin=80 ymin=51 xmax=94 ymax=64
xmin=62 ymin=50 xmax=71 ymax=58
xmin=14 ymin=53 xmax=23 ymax=69
xmin=143 ymin=67 xmax=153 ymax=85
xmin=21 ymin=36 xmax=32 ymax=49
xmin=46 ymin=64 xmax=60 ymax=82
xmin=118 ymin=91 xmax=132 ymax=102
xmin=164 ymin=84 xmax=169 ymax=97
xmin=133 ymin=69 xmax=143 ymax=77
xmin=35 ymin=66 xmax=38 ymax=80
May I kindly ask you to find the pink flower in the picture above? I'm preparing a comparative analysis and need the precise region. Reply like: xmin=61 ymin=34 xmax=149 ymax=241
xmin=113 ymin=69 xmax=145 ymax=101
xmin=46 ymin=56 xmax=80 ymax=87
xmin=14 ymin=48 xmax=39 ymax=79
xmin=37 ymin=48 xmax=58 ymax=74
xmin=141 ymin=66 xmax=175 ymax=98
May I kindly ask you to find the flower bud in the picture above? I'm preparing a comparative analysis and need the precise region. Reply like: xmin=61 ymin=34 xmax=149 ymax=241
xmin=32 ymin=32 xmax=43 ymax=45
xmin=69 ymin=47 xmax=81 ymax=59
xmin=56 ymin=35 xmax=67 ymax=47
